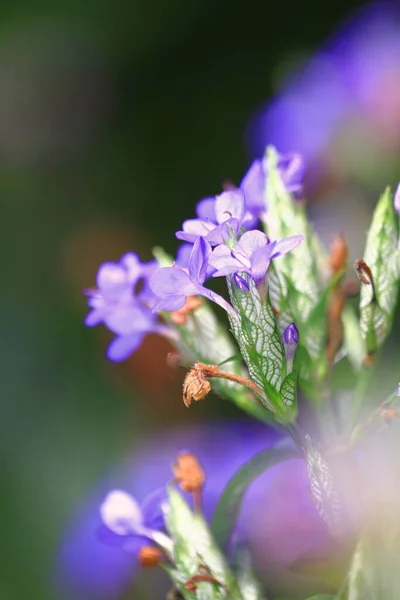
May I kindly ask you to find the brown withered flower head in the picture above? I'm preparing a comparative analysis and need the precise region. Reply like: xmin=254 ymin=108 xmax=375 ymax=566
xmin=172 ymin=451 xmax=205 ymax=493
xmin=183 ymin=363 xmax=211 ymax=407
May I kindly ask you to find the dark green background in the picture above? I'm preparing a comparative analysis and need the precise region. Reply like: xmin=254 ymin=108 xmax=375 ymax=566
xmin=1 ymin=1 xmax=391 ymax=599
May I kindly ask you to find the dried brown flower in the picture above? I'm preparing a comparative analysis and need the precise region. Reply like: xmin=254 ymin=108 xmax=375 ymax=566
xmin=183 ymin=363 xmax=212 ymax=407
xmin=172 ymin=451 xmax=205 ymax=493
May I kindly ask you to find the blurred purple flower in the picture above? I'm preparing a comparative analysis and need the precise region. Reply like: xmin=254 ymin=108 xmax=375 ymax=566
xmin=240 ymin=153 xmax=305 ymax=217
xmin=176 ymin=189 xmax=251 ymax=246
xmin=98 ymin=488 xmax=170 ymax=554
xmin=247 ymin=3 xmax=400 ymax=175
xmin=209 ymin=230 xmax=303 ymax=283
xmin=150 ymin=237 xmax=236 ymax=316
xmin=85 ymin=253 xmax=172 ymax=361
xmin=394 ymin=182 xmax=400 ymax=215
xmin=57 ymin=420 xmax=332 ymax=599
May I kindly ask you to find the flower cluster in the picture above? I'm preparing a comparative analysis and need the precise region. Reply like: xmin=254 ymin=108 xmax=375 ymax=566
xmin=84 ymin=150 xmax=304 ymax=364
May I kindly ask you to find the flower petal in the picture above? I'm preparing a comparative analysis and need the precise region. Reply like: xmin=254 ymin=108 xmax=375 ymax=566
xmin=240 ymin=159 xmax=266 ymax=216
xmin=175 ymin=219 xmax=215 ymax=243
xmin=208 ymin=245 xmax=241 ymax=276
xmin=189 ymin=237 xmax=211 ymax=284
xmin=215 ymin=190 xmax=245 ymax=224
xmin=100 ymin=491 xmax=143 ymax=535
xmin=237 ymin=230 xmax=269 ymax=254
xmin=250 ymin=246 xmax=273 ymax=282
xmin=141 ymin=487 xmax=168 ymax=530
xmin=196 ymin=197 xmax=216 ymax=220
xmin=104 ymin=305 xmax=153 ymax=336
xmin=150 ymin=267 xmax=196 ymax=298
xmin=97 ymin=263 xmax=128 ymax=292
xmin=107 ymin=333 xmax=146 ymax=362
xmin=270 ymin=234 xmax=303 ymax=258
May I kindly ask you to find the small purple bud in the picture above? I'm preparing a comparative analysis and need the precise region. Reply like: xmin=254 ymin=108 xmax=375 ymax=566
xmin=233 ymin=273 xmax=250 ymax=292
xmin=397 ymin=382 xmax=400 ymax=397
xmin=282 ymin=322 xmax=299 ymax=345
xmin=394 ymin=183 xmax=400 ymax=215
xmin=282 ymin=322 xmax=299 ymax=366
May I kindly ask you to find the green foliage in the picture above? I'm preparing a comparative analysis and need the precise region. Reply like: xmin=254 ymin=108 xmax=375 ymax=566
xmin=227 ymin=275 xmax=297 ymax=422
xmin=163 ymin=486 xmax=244 ymax=599
xmin=264 ymin=147 xmax=332 ymax=399
xmin=212 ymin=444 xmax=299 ymax=550
xmin=305 ymin=436 xmax=343 ymax=537
xmin=359 ymin=188 xmax=400 ymax=355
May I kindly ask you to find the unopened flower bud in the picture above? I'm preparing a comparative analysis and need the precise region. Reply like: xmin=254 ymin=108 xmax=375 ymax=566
xmin=329 ymin=234 xmax=348 ymax=274
xmin=172 ymin=451 xmax=205 ymax=493
xmin=394 ymin=182 xmax=400 ymax=215
xmin=183 ymin=364 xmax=211 ymax=407
xmin=137 ymin=545 xmax=165 ymax=568
xmin=233 ymin=273 xmax=250 ymax=292
xmin=282 ymin=322 xmax=299 ymax=365
xmin=282 ymin=322 xmax=299 ymax=346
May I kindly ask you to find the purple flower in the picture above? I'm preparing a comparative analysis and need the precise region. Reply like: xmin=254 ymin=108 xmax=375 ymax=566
xmin=394 ymin=182 xmax=400 ymax=215
xmin=150 ymin=237 xmax=237 ymax=317
xmin=98 ymin=489 xmax=172 ymax=554
xmin=85 ymin=253 xmax=172 ymax=362
xmin=176 ymin=189 xmax=251 ymax=246
xmin=247 ymin=4 xmax=400 ymax=177
xmin=282 ymin=322 xmax=299 ymax=364
xmin=209 ymin=230 xmax=303 ymax=283
xmin=240 ymin=153 xmax=305 ymax=218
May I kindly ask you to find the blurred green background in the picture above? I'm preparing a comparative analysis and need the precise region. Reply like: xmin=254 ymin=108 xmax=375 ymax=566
xmin=2 ymin=1 xmax=398 ymax=599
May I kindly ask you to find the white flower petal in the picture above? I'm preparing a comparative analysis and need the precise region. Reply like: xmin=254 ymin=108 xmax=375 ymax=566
xmin=100 ymin=490 xmax=143 ymax=535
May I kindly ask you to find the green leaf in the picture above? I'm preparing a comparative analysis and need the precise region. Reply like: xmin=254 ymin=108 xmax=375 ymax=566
xmin=212 ymin=444 xmax=299 ymax=550
xmin=235 ymin=549 xmax=266 ymax=600
xmin=163 ymin=487 xmax=199 ymax=577
xmin=342 ymin=304 xmax=365 ymax=370
xmin=265 ymin=146 xmax=323 ymax=326
xmin=227 ymin=276 xmax=294 ymax=421
xmin=164 ymin=487 xmax=242 ymax=599
xmin=280 ymin=370 xmax=298 ymax=410
xmin=305 ymin=436 xmax=343 ymax=537
xmin=359 ymin=187 xmax=400 ymax=354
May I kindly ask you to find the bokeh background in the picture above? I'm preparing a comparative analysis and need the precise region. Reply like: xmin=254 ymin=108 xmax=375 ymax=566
xmin=3 ymin=1 xmax=400 ymax=598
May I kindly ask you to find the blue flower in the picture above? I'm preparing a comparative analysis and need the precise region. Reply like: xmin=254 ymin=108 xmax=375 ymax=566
xmin=175 ymin=189 xmax=252 ymax=246
xmin=209 ymin=230 xmax=303 ymax=284
xmin=150 ymin=237 xmax=237 ymax=317
xmin=85 ymin=253 xmax=172 ymax=361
